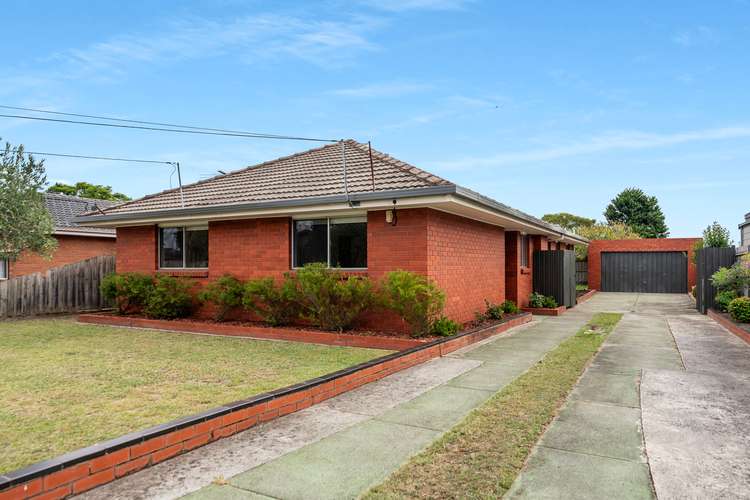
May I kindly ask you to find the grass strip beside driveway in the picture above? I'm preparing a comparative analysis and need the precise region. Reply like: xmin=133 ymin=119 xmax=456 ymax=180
xmin=0 ymin=319 xmax=390 ymax=474
xmin=365 ymin=312 xmax=622 ymax=499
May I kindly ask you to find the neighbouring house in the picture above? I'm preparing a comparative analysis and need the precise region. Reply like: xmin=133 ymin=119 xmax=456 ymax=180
xmin=1 ymin=193 xmax=117 ymax=280
xmin=76 ymin=140 xmax=587 ymax=325
xmin=738 ymin=212 xmax=750 ymax=255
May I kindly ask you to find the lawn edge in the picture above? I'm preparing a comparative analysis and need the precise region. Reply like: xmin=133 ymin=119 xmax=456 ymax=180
xmin=0 ymin=313 xmax=532 ymax=498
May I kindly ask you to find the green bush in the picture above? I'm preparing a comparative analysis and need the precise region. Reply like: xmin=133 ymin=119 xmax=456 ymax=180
xmin=431 ymin=316 xmax=460 ymax=337
xmin=483 ymin=299 xmax=504 ymax=320
xmin=143 ymin=275 xmax=194 ymax=319
xmin=529 ymin=292 xmax=557 ymax=309
xmin=295 ymin=264 xmax=374 ymax=331
xmin=380 ymin=270 xmax=445 ymax=337
xmin=542 ymin=295 xmax=558 ymax=308
xmin=243 ymin=276 xmax=301 ymax=327
xmin=500 ymin=300 xmax=519 ymax=314
xmin=714 ymin=290 xmax=738 ymax=312
xmin=728 ymin=296 xmax=750 ymax=323
xmin=711 ymin=263 xmax=750 ymax=294
xmin=198 ymin=275 xmax=244 ymax=321
xmin=100 ymin=272 xmax=154 ymax=314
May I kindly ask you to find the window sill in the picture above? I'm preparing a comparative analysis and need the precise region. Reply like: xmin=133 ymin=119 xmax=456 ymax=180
xmin=157 ymin=269 xmax=209 ymax=278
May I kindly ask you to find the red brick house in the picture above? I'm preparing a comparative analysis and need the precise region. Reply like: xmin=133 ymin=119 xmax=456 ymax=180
xmin=1 ymin=193 xmax=117 ymax=279
xmin=76 ymin=141 xmax=586 ymax=323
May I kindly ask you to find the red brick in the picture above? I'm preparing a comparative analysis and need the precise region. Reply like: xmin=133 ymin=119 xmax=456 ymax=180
xmin=43 ymin=462 xmax=90 ymax=490
xmin=212 ymin=425 xmax=237 ymax=439
xmin=183 ymin=433 xmax=211 ymax=451
xmin=152 ymin=444 xmax=183 ymax=464
xmin=164 ymin=426 xmax=199 ymax=447
xmin=129 ymin=436 xmax=167 ymax=459
xmin=236 ymin=416 xmax=259 ymax=432
xmin=114 ymin=456 xmax=150 ymax=478
xmin=0 ymin=479 xmax=41 ymax=500
xmin=90 ymin=448 xmax=130 ymax=473
xmin=8 ymin=235 xmax=115 ymax=279
xmin=30 ymin=485 xmax=70 ymax=500
xmin=73 ymin=468 xmax=115 ymax=494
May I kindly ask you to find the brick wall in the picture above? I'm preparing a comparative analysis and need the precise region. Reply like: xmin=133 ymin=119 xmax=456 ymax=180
xmin=116 ymin=226 xmax=156 ymax=273
xmin=588 ymin=238 xmax=700 ymax=290
xmin=209 ymin=218 xmax=291 ymax=280
xmin=504 ymin=232 xmax=541 ymax=307
xmin=426 ymin=210 xmax=505 ymax=323
xmin=9 ymin=235 xmax=116 ymax=278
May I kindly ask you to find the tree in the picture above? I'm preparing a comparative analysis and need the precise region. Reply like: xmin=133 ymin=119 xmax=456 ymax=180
xmin=604 ymin=187 xmax=669 ymax=238
xmin=574 ymin=222 xmax=640 ymax=260
xmin=0 ymin=141 xmax=57 ymax=262
xmin=541 ymin=212 xmax=595 ymax=232
xmin=692 ymin=221 xmax=733 ymax=263
xmin=47 ymin=181 xmax=130 ymax=201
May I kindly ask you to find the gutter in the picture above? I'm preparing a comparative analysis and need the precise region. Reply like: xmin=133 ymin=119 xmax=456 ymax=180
xmin=74 ymin=184 xmax=588 ymax=246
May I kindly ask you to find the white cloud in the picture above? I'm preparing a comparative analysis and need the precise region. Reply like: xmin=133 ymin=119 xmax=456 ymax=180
xmin=358 ymin=0 xmax=472 ymax=12
xmin=330 ymin=81 xmax=432 ymax=97
xmin=434 ymin=125 xmax=750 ymax=169
xmin=672 ymin=26 xmax=717 ymax=47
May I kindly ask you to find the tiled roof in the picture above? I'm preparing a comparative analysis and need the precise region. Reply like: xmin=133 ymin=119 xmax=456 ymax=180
xmin=99 ymin=140 xmax=451 ymax=215
xmin=44 ymin=193 xmax=117 ymax=236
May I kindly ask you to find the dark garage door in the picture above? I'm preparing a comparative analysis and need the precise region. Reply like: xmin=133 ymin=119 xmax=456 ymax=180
xmin=601 ymin=251 xmax=687 ymax=293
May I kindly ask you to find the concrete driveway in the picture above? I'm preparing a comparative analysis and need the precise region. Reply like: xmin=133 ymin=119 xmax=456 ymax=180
xmin=508 ymin=292 xmax=750 ymax=499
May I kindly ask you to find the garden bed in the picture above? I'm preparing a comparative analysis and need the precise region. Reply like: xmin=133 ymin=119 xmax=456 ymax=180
xmin=521 ymin=305 xmax=567 ymax=316
xmin=0 ymin=314 xmax=531 ymax=499
xmin=575 ymin=289 xmax=597 ymax=303
xmin=78 ymin=313 xmax=427 ymax=351
xmin=707 ymin=309 xmax=750 ymax=344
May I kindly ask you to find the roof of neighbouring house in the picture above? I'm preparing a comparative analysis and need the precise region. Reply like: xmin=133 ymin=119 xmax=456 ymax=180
xmin=76 ymin=140 xmax=587 ymax=244
xmin=44 ymin=193 xmax=118 ymax=237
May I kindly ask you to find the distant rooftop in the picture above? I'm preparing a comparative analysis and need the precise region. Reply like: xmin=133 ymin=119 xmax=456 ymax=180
xmin=44 ymin=193 xmax=117 ymax=237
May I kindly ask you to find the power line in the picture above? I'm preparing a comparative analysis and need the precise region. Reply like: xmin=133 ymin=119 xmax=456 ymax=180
xmin=0 ymin=106 xmax=338 ymax=143
xmin=9 ymin=148 xmax=175 ymax=165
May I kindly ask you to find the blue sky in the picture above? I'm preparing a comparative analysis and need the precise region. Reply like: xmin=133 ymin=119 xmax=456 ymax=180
xmin=1 ymin=0 xmax=748 ymax=238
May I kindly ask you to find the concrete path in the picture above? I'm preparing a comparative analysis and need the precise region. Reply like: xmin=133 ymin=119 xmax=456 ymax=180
xmin=507 ymin=293 xmax=750 ymax=500
xmin=83 ymin=304 xmax=595 ymax=499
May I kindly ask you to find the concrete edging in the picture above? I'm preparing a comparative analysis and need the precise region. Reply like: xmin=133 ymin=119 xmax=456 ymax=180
xmin=0 ymin=314 xmax=531 ymax=499
xmin=575 ymin=289 xmax=597 ymax=304
xmin=522 ymin=305 xmax=567 ymax=316
xmin=707 ymin=309 xmax=750 ymax=345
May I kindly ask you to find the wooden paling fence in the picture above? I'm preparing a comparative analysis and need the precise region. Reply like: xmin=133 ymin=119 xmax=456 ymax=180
xmin=0 ymin=255 xmax=115 ymax=318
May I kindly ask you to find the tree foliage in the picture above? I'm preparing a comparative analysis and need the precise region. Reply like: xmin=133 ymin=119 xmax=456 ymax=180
xmin=573 ymin=222 xmax=640 ymax=260
xmin=701 ymin=221 xmax=732 ymax=248
xmin=47 ymin=181 xmax=130 ymax=201
xmin=604 ymin=188 xmax=669 ymax=238
xmin=0 ymin=141 xmax=57 ymax=261
xmin=541 ymin=212 xmax=595 ymax=232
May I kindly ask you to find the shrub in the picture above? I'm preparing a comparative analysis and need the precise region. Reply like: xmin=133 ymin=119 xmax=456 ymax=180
xmin=711 ymin=263 xmax=750 ymax=294
xmin=380 ymin=270 xmax=445 ymax=337
xmin=484 ymin=299 xmax=504 ymax=320
xmin=529 ymin=292 xmax=557 ymax=309
xmin=542 ymin=295 xmax=558 ymax=308
xmin=728 ymin=297 xmax=750 ymax=323
xmin=431 ymin=316 xmax=460 ymax=337
xmin=500 ymin=300 xmax=519 ymax=314
xmin=714 ymin=290 xmax=738 ymax=312
xmin=295 ymin=263 xmax=374 ymax=331
xmin=198 ymin=275 xmax=244 ymax=321
xmin=243 ymin=276 xmax=301 ymax=327
xmin=143 ymin=275 xmax=194 ymax=319
xmin=100 ymin=272 xmax=154 ymax=314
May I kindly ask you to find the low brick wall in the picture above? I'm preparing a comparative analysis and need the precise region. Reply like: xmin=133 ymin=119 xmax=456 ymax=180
xmin=707 ymin=309 xmax=750 ymax=345
xmin=576 ymin=289 xmax=597 ymax=304
xmin=0 ymin=314 xmax=531 ymax=499
xmin=77 ymin=314 xmax=424 ymax=351
xmin=521 ymin=305 xmax=567 ymax=316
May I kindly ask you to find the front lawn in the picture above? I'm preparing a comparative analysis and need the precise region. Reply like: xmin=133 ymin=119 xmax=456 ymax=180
xmin=365 ymin=312 xmax=622 ymax=499
xmin=0 ymin=318 xmax=390 ymax=474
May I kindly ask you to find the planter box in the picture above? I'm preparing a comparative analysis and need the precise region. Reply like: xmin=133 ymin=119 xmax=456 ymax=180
xmin=0 ymin=313 xmax=531 ymax=499
xmin=576 ymin=289 xmax=597 ymax=304
xmin=521 ymin=305 xmax=567 ymax=316
xmin=707 ymin=308 xmax=750 ymax=345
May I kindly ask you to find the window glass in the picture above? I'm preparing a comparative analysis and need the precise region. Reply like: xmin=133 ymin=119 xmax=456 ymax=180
xmin=185 ymin=228 xmax=208 ymax=268
xmin=159 ymin=227 xmax=184 ymax=268
xmin=294 ymin=219 xmax=328 ymax=267
xmin=0 ymin=259 xmax=7 ymax=279
xmin=330 ymin=218 xmax=367 ymax=268
xmin=520 ymin=235 xmax=529 ymax=267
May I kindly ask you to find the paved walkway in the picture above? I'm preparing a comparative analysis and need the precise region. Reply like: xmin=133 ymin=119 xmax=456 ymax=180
xmin=83 ymin=304 xmax=597 ymax=499
xmin=507 ymin=293 xmax=750 ymax=500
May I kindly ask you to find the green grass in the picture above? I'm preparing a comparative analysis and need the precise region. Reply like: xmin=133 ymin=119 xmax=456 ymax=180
xmin=0 ymin=318 xmax=390 ymax=474
xmin=576 ymin=284 xmax=589 ymax=291
xmin=365 ymin=312 xmax=622 ymax=499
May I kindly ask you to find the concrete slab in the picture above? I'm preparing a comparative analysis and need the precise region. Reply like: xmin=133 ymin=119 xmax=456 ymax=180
xmin=376 ymin=384 xmax=492 ymax=431
xmin=447 ymin=359 xmax=533 ymax=391
xmin=505 ymin=447 xmax=654 ymax=500
xmin=183 ymin=485 xmax=273 ymax=500
xmin=540 ymin=401 xmax=645 ymax=462
xmin=570 ymin=370 xmax=640 ymax=408
xmin=229 ymin=419 xmax=439 ymax=500
xmin=591 ymin=345 xmax=683 ymax=374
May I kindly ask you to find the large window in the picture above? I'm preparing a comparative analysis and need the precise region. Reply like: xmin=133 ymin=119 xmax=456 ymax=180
xmin=0 ymin=259 xmax=7 ymax=279
xmin=520 ymin=234 xmax=529 ymax=267
xmin=293 ymin=217 xmax=367 ymax=269
xmin=159 ymin=226 xmax=208 ymax=268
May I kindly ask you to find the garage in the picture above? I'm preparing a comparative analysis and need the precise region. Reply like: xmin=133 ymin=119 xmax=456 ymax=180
xmin=601 ymin=251 xmax=688 ymax=293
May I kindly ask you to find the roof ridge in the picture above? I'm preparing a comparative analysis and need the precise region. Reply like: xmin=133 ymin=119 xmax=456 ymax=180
xmin=343 ymin=140 xmax=452 ymax=187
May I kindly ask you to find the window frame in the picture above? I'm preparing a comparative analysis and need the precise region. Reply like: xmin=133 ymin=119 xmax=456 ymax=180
xmin=520 ymin=234 xmax=529 ymax=268
xmin=157 ymin=225 xmax=209 ymax=270
xmin=291 ymin=216 xmax=368 ymax=270
xmin=0 ymin=258 xmax=8 ymax=280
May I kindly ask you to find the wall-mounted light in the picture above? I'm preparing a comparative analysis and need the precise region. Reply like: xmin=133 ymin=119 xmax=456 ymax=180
xmin=385 ymin=199 xmax=398 ymax=226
